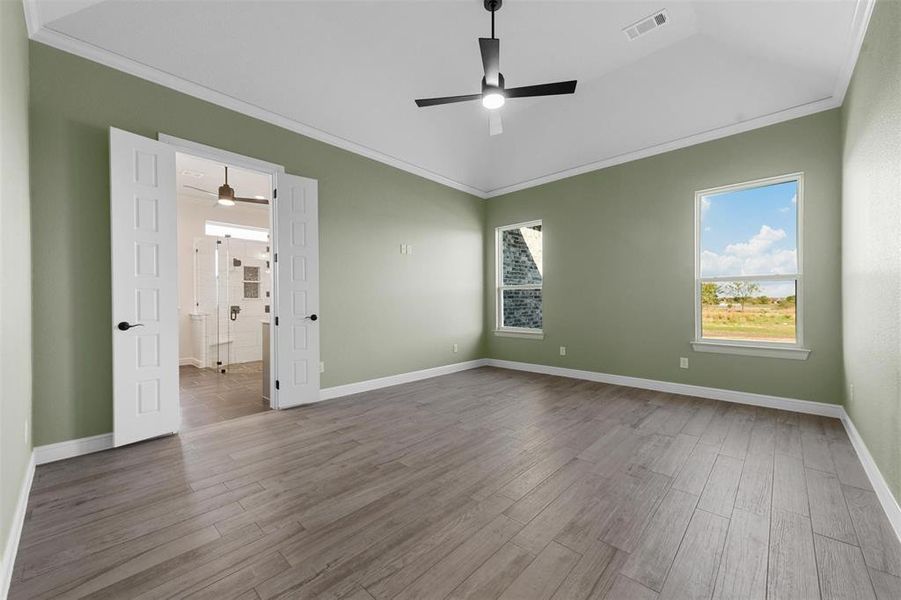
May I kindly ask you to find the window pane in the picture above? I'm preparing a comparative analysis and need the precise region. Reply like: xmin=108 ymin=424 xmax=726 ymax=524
xmin=502 ymin=289 xmax=542 ymax=329
xmin=701 ymin=280 xmax=796 ymax=343
xmin=700 ymin=180 xmax=798 ymax=277
xmin=502 ymin=225 xmax=543 ymax=285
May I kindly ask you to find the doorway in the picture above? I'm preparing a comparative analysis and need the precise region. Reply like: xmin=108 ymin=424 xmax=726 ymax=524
xmin=176 ymin=152 xmax=274 ymax=428
xmin=109 ymin=128 xmax=321 ymax=447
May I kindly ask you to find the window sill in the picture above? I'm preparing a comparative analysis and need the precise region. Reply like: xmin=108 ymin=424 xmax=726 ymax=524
xmin=691 ymin=341 xmax=810 ymax=360
xmin=494 ymin=329 xmax=544 ymax=340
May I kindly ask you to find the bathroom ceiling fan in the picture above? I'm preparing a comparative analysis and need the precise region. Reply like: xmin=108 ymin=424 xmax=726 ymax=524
xmin=183 ymin=166 xmax=269 ymax=206
xmin=414 ymin=0 xmax=577 ymax=136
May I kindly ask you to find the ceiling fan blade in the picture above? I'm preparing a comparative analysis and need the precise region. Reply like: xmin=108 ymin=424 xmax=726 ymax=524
xmin=479 ymin=37 xmax=500 ymax=86
xmin=505 ymin=80 xmax=577 ymax=99
xmin=489 ymin=111 xmax=503 ymax=136
xmin=183 ymin=184 xmax=217 ymax=197
xmin=234 ymin=197 xmax=270 ymax=205
xmin=415 ymin=93 xmax=481 ymax=107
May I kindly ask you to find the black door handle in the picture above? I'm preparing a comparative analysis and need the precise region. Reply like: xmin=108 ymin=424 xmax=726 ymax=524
xmin=305 ymin=314 xmax=318 ymax=321
xmin=117 ymin=321 xmax=144 ymax=331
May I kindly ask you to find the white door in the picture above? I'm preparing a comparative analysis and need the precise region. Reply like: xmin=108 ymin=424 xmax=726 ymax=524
xmin=274 ymin=173 xmax=320 ymax=408
xmin=110 ymin=127 xmax=179 ymax=446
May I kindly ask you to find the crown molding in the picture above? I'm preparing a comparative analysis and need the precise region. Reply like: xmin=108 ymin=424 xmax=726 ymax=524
xmin=26 ymin=18 xmax=489 ymax=198
xmin=24 ymin=0 xmax=874 ymax=201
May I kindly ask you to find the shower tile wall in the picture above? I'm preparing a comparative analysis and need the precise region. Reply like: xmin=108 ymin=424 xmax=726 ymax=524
xmin=193 ymin=237 xmax=271 ymax=368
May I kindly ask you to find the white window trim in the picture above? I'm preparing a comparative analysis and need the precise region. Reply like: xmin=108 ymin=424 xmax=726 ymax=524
xmin=692 ymin=173 xmax=810 ymax=360
xmin=495 ymin=219 xmax=543 ymax=337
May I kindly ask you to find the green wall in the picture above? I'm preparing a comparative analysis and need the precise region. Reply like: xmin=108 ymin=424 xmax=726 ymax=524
xmin=1 ymin=0 xmax=33 ymax=569
xmin=29 ymin=42 xmax=485 ymax=447
xmin=486 ymin=110 xmax=844 ymax=405
xmin=841 ymin=0 xmax=901 ymax=501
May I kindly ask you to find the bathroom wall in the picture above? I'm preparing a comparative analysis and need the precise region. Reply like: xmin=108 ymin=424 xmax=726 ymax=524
xmin=176 ymin=195 xmax=270 ymax=367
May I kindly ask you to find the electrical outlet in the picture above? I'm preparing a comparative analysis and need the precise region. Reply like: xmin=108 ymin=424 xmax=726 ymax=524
xmin=320 ymin=361 xmax=325 ymax=373
xmin=559 ymin=346 xmax=566 ymax=356
xmin=680 ymin=357 xmax=689 ymax=369
xmin=453 ymin=343 xmax=458 ymax=353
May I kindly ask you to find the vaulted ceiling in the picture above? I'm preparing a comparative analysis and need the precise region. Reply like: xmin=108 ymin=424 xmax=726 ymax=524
xmin=27 ymin=1 xmax=872 ymax=197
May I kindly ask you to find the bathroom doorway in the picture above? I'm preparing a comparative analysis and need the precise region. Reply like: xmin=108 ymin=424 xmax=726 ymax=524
xmin=175 ymin=152 xmax=274 ymax=428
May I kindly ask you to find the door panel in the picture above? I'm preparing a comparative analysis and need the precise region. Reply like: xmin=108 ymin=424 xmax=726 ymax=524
xmin=274 ymin=173 xmax=320 ymax=407
xmin=110 ymin=127 xmax=179 ymax=446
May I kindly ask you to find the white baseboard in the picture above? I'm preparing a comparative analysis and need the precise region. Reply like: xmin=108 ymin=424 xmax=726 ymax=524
xmin=319 ymin=359 xmax=489 ymax=402
xmin=484 ymin=359 xmax=845 ymax=418
xmin=33 ymin=433 xmax=114 ymax=466
xmin=1 ymin=452 xmax=35 ymax=599
xmin=840 ymin=412 xmax=901 ymax=544
xmin=179 ymin=357 xmax=202 ymax=368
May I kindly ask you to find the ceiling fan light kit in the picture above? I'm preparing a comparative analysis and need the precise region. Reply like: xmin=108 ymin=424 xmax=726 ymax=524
xmin=414 ymin=0 xmax=576 ymax=135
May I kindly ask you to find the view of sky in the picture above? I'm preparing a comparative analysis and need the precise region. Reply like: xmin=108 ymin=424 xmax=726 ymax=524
xmin=700 ymin=180 xmax=798 ymax=298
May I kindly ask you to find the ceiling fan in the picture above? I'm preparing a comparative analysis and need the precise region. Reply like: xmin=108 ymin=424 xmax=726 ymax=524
xmin=183 ymin=166 xmax=269 ymax=206
xmin=414 ymin=0 xmax=577 ymax=136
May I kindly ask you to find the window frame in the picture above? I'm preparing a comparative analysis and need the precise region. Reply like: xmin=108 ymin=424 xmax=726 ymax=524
xmin=495 ymin=220 xmax=544 ymax=339
xmin=691 ymin=173 xmax=810 ymax=360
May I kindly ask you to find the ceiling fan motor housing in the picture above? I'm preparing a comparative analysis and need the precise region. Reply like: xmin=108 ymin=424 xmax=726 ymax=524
xmin=484 ymin=0 xmax=502 ymax=12
xmin=482 ymin=73 xmax=505 ymax=95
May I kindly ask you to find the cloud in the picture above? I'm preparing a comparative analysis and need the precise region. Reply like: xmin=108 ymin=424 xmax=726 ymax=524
xmin=701 ymin=196 xmax=711 ymax=216
xmin=724 ymin=225 xmax=785 ymax=257
xmin=701 ymin=225 xmax=796 ymax=277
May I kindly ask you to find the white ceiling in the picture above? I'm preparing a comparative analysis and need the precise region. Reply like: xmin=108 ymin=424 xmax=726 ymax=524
xmin=28 ymin=1 xmax=872 ymax=197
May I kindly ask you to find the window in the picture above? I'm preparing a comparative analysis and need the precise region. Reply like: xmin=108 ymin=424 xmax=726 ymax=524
xmin=693 ymin=174 xmax=809 ymax=359
xmin=205 ymin=220 xmax=269 ymax=242
xmin=496 ymin=221 xmax=543 ymax=337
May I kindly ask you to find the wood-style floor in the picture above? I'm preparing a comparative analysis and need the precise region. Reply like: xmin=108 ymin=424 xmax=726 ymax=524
xmin=9 ymin=367 xmax=901 ymax=599
xmin=180 ymin=362 xmax=269 ymax=429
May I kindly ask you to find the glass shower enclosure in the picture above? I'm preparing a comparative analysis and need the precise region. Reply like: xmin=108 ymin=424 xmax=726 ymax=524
xmin=192 ymin=229 xmax=272 ymax=373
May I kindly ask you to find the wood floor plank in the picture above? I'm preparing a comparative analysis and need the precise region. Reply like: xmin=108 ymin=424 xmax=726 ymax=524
xmin=498 ymin=541 xmax=580 ymax=600
xmin=672 ymin=442 xmax=718 ymax=496
xmin=712 ymin=508 xmax=769 ymax=600
xmin=658 ymin=509 xmax=729 ymax=600
xmin=842 ymin=485 xmax=901 ymax=576
xmin=767 ymin=508 xmax=819 ymax=600
xmin=7 ymin=367 xmax=897 ymax=600
xmin=806 ymin=468 xmax=858 ymax=545
xmin=772 ymin=452 xmax=810 ymax=516
xmin=549 ymin=542 xmax=620 ymax=600
xmin=446 ymin=542 xmax=535 ymax=600
xmin=869 ymin=568 xmax=901 ymax=600
xmin=650 ymin=434 xmax=698 ymax=478
xmin=814 ymin=534 xmax=877 ymax=600
xmin=698 ymin=454 xmax=744 ymax=517
xmin=393 ymin=514 xmax=522 ymax=600
xmin=620 ymin=488 xmax=698 ymax=591
xmin=604 ymin=575 xmax=658 ymax=600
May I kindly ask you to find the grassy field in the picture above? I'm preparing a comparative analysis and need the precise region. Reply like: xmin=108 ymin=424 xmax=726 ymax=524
xmin=701 ymin=303 xmax=796 ymax=342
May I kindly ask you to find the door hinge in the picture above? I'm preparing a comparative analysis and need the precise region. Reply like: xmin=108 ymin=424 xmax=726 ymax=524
xmin=274 ymin=253 xmax=278 ymax=263
xmin=273 ymin=188 xmax=278 ymax=199
xmin=275 ymin=316 xmax=279 ymax=326
xmin=275 ymin=380 xmax=280 ymax=390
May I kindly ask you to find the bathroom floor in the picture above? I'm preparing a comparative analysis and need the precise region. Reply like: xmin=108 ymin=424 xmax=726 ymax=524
xmin=179 ymin=361 xmax=269 ymax=428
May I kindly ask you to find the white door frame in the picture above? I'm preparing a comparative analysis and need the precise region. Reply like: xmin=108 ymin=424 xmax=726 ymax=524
xmin=157 ymin=133 xmax=307 ymax=410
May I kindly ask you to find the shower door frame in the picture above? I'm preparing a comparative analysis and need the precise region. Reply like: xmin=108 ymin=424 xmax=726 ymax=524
xmin=161 ymin=134 xmax=284 ymax=409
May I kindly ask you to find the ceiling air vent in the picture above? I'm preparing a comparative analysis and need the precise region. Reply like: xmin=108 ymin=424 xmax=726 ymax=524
xmin=623 ymin=9 xmax=668 ymax=41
